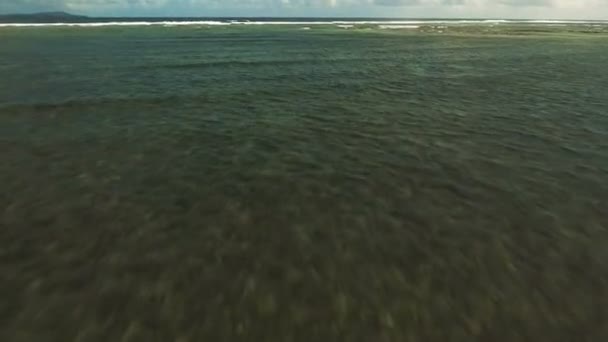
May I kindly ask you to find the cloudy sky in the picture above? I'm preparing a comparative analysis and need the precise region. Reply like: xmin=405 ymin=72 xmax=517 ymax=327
xmin=0 ymin=0 xmax=606 ymax=19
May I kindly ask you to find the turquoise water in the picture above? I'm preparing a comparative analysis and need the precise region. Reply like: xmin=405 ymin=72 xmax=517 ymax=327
xmin=1 ymin=25 xmax=608 ymax=341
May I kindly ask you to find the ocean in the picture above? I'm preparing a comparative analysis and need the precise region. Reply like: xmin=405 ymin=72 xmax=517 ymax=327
xmin=1 ymin=21 xmax=608 ymax=341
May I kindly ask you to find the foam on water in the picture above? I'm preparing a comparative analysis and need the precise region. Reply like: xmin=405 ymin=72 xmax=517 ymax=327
xmin=378 ymin=25 xmax=420 ymax=29
xmin=1 ymin=19 xmax=605 ymax=28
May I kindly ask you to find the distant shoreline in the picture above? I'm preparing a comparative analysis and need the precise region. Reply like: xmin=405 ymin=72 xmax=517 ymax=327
xmin=1 ymin=12 xmax=607 ymax=25
xmin=1 ymin=20 xmax=607 ymax=28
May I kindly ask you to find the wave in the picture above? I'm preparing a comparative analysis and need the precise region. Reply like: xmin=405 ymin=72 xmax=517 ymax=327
xmin=378 ymin=25 xmax=420 ymax=29
xmin=0 ymin=19 xmax=605 ymax=28
xmin=527 ymin=20 xmax=594 ymax=23
xmin=140 ymin=56 xmax=396 ymax=70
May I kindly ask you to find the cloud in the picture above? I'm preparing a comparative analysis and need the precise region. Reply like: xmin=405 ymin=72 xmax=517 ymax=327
xmin=1 ymin=0 xmax=606 ymax=18
xmin=498 ymin=0 xmax=553 ymax=6
xmin=0 ymin=0 xmax=564 ymax=9
xmin=372 ymin=0 xmax=470 ymax=6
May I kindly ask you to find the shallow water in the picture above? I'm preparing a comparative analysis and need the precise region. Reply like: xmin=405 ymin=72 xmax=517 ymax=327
xmin=1 ymin=26 xmax=608 ymax=341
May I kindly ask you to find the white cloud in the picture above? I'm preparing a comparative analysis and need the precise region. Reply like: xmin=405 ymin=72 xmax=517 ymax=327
xmin=1 ymin=0 xmax=607 ymax=18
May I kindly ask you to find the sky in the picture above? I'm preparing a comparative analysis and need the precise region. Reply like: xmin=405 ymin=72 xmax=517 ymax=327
xmin=0 ymin=0 xmax=607 ymax=19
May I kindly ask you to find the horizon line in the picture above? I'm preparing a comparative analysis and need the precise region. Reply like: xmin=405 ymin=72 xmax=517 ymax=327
xmin=1 ymin=12 xmax=607 ymax=22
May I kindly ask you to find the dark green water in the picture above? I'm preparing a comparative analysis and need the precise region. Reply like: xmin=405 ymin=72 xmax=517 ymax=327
xmin=1 ymin=25 xmax=608 ymax=341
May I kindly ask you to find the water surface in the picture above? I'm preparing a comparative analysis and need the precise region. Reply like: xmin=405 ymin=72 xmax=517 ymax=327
xmin=1 ymin=24 xmax=608 ymax=341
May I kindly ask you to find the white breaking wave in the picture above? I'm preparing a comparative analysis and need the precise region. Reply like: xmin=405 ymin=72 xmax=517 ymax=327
xmin=0 ymin=19 xmax=605 ymax=28
xmin=378 ymin=25 xmax=420 ymax=29
xmin=527 ymin=20 xmax=589 ymax=23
